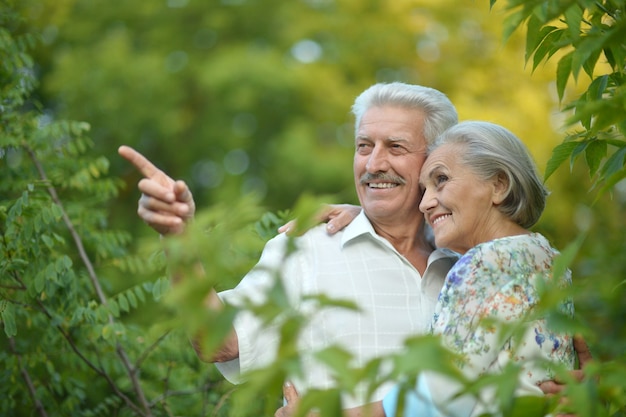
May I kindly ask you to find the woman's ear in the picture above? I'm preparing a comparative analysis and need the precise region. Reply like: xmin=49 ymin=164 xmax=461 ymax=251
xmin=491 ymin=172 xmax=509 ymax=205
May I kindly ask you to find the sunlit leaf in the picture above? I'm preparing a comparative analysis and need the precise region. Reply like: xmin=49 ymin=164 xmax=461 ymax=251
xmin=544 ymin=140 xmax=579 ymax=180
xmin=502 ymin=10 xmax=526 ymax=43
xmin=585 ymin=139 xmax=607 ymax=177
xmin=599 ymin=146 xmax=626 ymax=179
xmin=553 ymin=233 xmax=586 ymax=283
xmin=563 ymin=3 xmax=583 ymax=43
xmin=118 ymin=293 xmax=129 ymax=313
xmin=595 ymin=168 xmax=626 ymax=203
xmin=556 ymin=52 xmax=573 ymax=102
xmin=1 ymin=302 xmax=17 ymax=337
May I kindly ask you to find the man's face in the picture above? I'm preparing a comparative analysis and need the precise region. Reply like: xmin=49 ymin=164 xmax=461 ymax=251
xmin=353 ymin=105 xmax=427 ymax=224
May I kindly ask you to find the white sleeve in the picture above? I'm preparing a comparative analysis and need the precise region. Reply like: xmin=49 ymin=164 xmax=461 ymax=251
xmin=215 ymin=233 xmax=301 ymax=383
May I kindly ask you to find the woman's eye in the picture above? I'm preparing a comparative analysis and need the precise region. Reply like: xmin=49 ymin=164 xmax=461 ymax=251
xmin=435 ymin=174 xmax=448 ymax=185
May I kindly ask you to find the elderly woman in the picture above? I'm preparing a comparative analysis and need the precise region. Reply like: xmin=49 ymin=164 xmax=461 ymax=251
xmin=278 ymin=121 xmax=576 ymax=417
xmin=379 ymin=121 xmax=575 ymax=417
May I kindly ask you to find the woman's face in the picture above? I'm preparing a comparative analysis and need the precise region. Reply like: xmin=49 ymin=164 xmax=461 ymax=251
xmin=418 ymin=143 xmax=505 ymax=254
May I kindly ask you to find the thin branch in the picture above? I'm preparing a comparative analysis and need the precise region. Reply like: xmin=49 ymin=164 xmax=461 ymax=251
xmin=1 ymin=233 xmax=28 ymax=292
xmin=25 ymin=145 xmax=108 ymax=305
xmin=25 ymin=145 xmax=153 ymax=416
xmin=10 ymin=268 xmax=146 ymax=416
xmin=8 ymin=336 xmax=49 ymax=417
xmin=148 ymin=382 xmax=218 ymax=408
xmin=135 ymin=331 xmax=171 ymax=370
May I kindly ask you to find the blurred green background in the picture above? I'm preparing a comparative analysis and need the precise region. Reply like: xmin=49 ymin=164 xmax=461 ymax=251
xmin=27 ymin=0 xmax=589 ymax=237
xmin=19 ymin=0 xmax=625 ymax=356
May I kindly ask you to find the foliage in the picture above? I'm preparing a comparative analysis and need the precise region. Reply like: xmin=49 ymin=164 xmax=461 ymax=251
xmin=493 ymin=0 xmax=626 ymax=197
xmin=493 ymin=1 xmax=626 ymax=416
xmin=0 ymin=4 xmax=252 ymax=415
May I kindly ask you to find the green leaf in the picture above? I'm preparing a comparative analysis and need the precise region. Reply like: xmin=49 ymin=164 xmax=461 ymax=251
xmin=41 ymin=234 xmax=53 ymax=249
xmin=553 ymin=234 xmax=586 ymax=282
xmin=34 ymin=271 xmax=45 ymax=293
xmin=504 ymin=395 xmax=552 ymax=417
xmin=101 ymin=324 xmax=113 ymax=340
xmin=134 ymin=286 xmax=146 ymax=303
xmin=502 ymin=10 xmax=526 ymax=43
xmin=544 ymin=140 xmax=579 ymax=180
xmin=595 ymin=168 xmax=626 ymax=202
xmin=556 ymin=52 xmax=573 ymax=102
xmin=585 ymin=139 xmax=607 ymax=177
xmin=152 ymin=277 xmax=170 ymax=300
xmin=563 ymin=4 xmax=582 ymax=43
xmin=531 ymin=27 xmax=563 ymax=72
xmin=599 ymin=146 xmax=626 ymax=179
xmin=118 ymin=293 xmax=129 ymax=313
xmin=108 ymin=300 xmax=120 ymax=317
xmin=1 ymin=301 xmax=17 ymax=337
xmin=587 ymin=75 xmax=608 ymax=101
xmin=394 ymin=334 xmax=464 ymax=379
xmin=126 ymin=291 xmax=137 ymax=309
xmin=525 ymin=15 xmax=543 ymax=63
xmin=572 ymin=33 xmax=606 ymax=81
xmin=581 ymin=45 xmax=602 ymax=80
xmin=292 ymin=389 xmax=342 ymax=417
xmin=570 ymin=140 xmax=589 ymax=166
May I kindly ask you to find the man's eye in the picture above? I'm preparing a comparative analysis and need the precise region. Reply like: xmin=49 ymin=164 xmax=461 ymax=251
xmin=356 ymin=143 xmax=372 ymax=154
xmin=435 ymin=174 xmax=448 ymax=184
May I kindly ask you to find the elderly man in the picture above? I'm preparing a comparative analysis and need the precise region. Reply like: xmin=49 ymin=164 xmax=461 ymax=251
xmin=119 ymin=82 xmax=586 ymax=412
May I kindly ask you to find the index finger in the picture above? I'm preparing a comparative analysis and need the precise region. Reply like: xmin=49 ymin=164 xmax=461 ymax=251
xmin=118 ymin=145 xmax=162 ymax=179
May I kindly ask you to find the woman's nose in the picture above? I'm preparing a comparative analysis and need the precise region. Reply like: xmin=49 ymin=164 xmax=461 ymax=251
xmin=419 ymin=188 xmax=435 ymax=213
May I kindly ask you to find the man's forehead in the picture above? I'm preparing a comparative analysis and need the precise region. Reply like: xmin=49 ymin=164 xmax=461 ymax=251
xmin=359 ymin=105 xmax=424 ymax=122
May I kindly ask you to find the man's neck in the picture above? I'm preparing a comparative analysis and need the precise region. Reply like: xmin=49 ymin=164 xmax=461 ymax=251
xmin=371 ymin=219 xmax=433 ymax=274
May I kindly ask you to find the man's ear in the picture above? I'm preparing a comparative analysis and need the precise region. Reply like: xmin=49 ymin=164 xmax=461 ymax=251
xmin=492 ymin=172 xmax=509 ymax=205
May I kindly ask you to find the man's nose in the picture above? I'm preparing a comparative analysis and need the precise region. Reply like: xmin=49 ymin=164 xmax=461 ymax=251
xmin=366 ymin=147 xmax=390 ymax=173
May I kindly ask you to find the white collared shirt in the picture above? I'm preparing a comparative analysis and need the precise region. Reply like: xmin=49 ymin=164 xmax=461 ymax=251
xmin=216 ymin=211 xmax=458 ymax=408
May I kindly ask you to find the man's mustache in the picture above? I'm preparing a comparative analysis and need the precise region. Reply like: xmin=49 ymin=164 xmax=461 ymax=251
xmin=359 ymin=172 xmax=406 ymax=185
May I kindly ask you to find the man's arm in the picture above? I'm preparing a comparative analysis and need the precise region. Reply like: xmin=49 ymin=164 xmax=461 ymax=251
xmin=118 ymin=145 xmax=238 ymax=363
xmin=191 ymin=289 xmax=239 ymax=363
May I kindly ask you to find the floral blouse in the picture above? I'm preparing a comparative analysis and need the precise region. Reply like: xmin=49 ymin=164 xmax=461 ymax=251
xmin=383 ymin=233 xmax=576 ymax=417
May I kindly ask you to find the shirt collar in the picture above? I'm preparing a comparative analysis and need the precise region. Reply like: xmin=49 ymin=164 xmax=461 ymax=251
xmin=340 ymin=210 xmax=378 ymax=247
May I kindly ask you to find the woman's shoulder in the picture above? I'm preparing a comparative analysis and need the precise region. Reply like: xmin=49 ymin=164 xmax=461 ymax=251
xmin=455 ymin=233 xmax=557 ymax=281
xmin=470 ymin=233 xmax=555 ymax=258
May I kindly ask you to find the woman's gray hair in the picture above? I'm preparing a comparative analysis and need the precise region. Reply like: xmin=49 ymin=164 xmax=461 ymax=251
xmin=431 ymin=121 xmax=549 ymax=228
xmin=351 ymin=82 xmax=458 ymax=145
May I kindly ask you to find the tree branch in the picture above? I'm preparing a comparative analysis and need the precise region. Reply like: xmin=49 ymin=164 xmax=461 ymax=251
xmin=25 ymin=145 xmax=153 ymax=416
xmin=8 ymin=336 xmax=49 ymax=417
